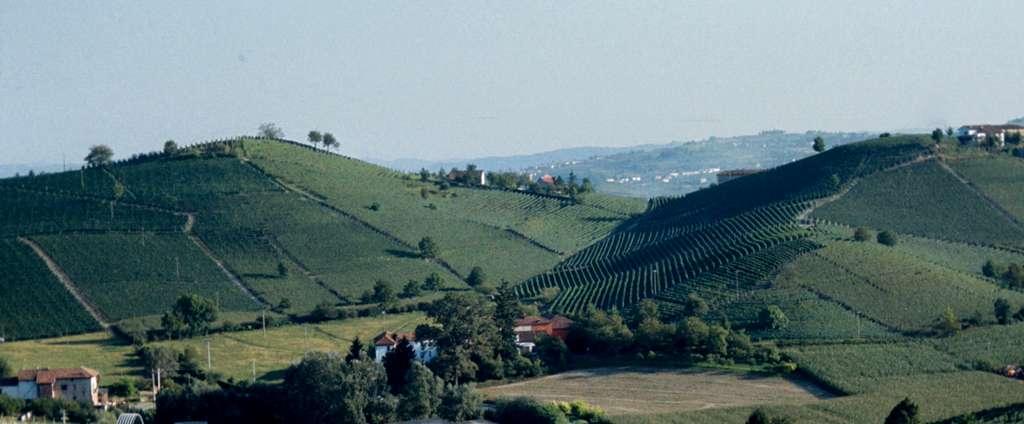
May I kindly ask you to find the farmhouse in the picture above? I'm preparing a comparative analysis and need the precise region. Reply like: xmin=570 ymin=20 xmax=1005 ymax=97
xmin=717 ymin=169 xmax=762 ymax=184
xmin=514 ymin=315 xmax=573 ymax=352
xmin=538 ymin=174 xmax=557 ymax=186
xmin=0 ymin=367 xmax=103 ymax=406
xmin=957 ymin=124 xmax=1024 ymax=146
xmin=372 ymin=331 xmax=438 ymax=363
xmin=446 ymin=168 xmax=487 ymax=186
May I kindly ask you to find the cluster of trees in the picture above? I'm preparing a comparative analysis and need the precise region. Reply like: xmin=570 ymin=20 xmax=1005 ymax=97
xmin=547 ymin=299 xmax=785 ymax=368
xmin=356 ymin=273 xmax=449 ymax=307
xmin=488 ymin=170 xmax=594 ymax=198
xmin=306 ymin=130 xmax=339 ymax=151
xmin=161 ymin=294 xmax=219 ymax=339
xmin=854 ymin=227 xmax=898 ymax=246
xmin=983 ymin=259 xmax=1024 ymax=289
xmin=154 ymin=351 xmax=484 ymax=424
xmin=415 ymin=286 xmax=544 ymax=384
xmin=489 ymin=397 xmax=610 ymax=424
xmin=994 ymin=297 xmax=1024 ymax=325
xmin=0 ymin=394 xmax=103 ymax=423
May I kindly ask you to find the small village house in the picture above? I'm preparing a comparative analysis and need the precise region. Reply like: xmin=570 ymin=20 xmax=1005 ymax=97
xmin=514 ymin=315 xmax=573 ymax=353
xmin=373 ymin=331 xmax=438 ymax=363
xmin=446 ymin=168 xmax=487 ymax=186
xmin=957 ymin=124 xmax=1024 ymax=146
xmin=0 ymin=367 xmax=104 ymax=406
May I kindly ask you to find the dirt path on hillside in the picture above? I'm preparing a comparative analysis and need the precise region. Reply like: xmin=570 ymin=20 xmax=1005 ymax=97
xmin=17 ymin=237 xmax=111 ymax=329
xmin=264 ymin=237 xmax=349 ymax=303
xmin=186 ymin=231 xmax=266 ymax=307
xmin=239 ymin=158 xmax=468 ymax=281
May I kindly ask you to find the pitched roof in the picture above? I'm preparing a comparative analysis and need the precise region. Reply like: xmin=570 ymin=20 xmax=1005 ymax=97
xmin=515 ymin=316 xmax=549 ymax=327
xmin=17 ymin=367 xmax=99 ymax=384
xmin=515 ymin=315 xmax=574 ymax=329
xmin=549 ymin=315 xmax=574 ymax=329
xmin=373 ymin=331 xmax=415 ymax=347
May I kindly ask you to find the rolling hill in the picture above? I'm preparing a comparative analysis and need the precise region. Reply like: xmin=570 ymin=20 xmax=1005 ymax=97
xmin=0 ymin=137 xmax=643 ymax=340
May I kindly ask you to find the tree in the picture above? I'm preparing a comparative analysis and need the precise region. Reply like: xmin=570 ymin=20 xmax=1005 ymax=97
xmin=398 ymin=362 xmax=444 ymax=420
xmin=632 ymin=299 xmax=660 ymax=326
xmin=995 ymin=298 xmax=1013 ymax=325
xmin=853 ymin=227 xmax=872 ymax=242
xmin=931 ymin=128 xmax=944 ymax=143
xmin=346 ymin=337 xmax=368 ymax=363
xmin=402 ymin=280 xmax=422 ymax=298
xmin=384 ymin=338 xmax=417 ymax=394
xmin=419 ymin=168 xmax=431 ymax=182
xmin=675 ymin=316 xmax=710 ymax=353
xmin=163 ymin=294 xmax=218 ymax=337
xmin=982 ymin=260 xmax=1005 ymax=278
xmin=492 ymin=397 xmax=568 ymax=424
xmin=283 ymin=351 xmax=395 ymax=424
xmin=275 ymin=298 xmax=292 ymax=313
xmin=423 ymin=272 xmax=444 ymax=291
xmin=466 ymin=266 xmax=487 ymax=287
xmin=683 ymin=294 xmax=709 ymax=317
xmin=946 ymin=127 xmax=954 ymax=137
xmin=141 ymin=345 xmax=181 ymax=384
xmin=535 ymin=334 xmax=569 ymax=371
xmin=0 ymin=356 xmax=12 ymax=378
xmin=322 ymin=132 xmax=337 ymax=150
xmin=759 ymin=305 xmax=790 ymax=330
xmin=277 ymin=262 xmax=288 ymax=277
xmin=747 ymin=408 xmax=793 ymax=424
xmin=373 ymin=280 xmax=396 ymax=304
xmin=635 ymin=316 xmax=676 ymax=352
xmin=310 ymin=302 xmax=339 ymax=322
xmin=885 ymin=398 xmax=921 ymax=424
xmin=877 ymin=230 xmax=898 ymax=246
xmin=581 ymin=177 xmax=593 ymax=193
xmin=424 ymin=293 xmax=498 ymax=384
xmin=437 ymin=384 xmax=482 ymax=422
xmin=493 ymin=281 xmax=521 ymax=360
xmin=418 ymin=237 xmax=439 ymax=259
xmin=812 ymin=136 xmax=826 ymax=152
xmin=307 ymin=130 xmax=322 ymax=148
xmin=258 ymin=122 xmax=283 ymax=139
xmin=84 ymin=145 xmax=114 ymax=167
xmin=940 ymin=306 xmax=960 ymax=336
xmin=163 ymin=140 xmax=179 ymax=155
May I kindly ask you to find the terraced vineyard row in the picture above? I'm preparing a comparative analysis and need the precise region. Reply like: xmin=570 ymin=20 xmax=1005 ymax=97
xmin=0 ymin=187 xmax=186 ymax=237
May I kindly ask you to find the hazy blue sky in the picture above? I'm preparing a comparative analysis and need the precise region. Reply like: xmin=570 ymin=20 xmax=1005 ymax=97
xmin=2 ymin=1 xmax=1023 ymax=164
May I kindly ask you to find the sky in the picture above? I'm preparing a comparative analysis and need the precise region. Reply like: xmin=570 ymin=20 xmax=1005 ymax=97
xmin=2 ymin=1 xmax=1023 ymax=165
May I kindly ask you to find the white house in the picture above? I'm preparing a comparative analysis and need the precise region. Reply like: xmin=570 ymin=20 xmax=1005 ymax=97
xmin=957 ymin=124 xmax=1024 ymax=146
xmin=0 ymin=367 xmax=103 ymax=406
xmin=372 ymin=331 xmax=437 ymax=363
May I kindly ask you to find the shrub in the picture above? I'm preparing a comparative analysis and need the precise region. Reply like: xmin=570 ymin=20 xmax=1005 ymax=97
xmin=437 ymin=384 xmax=482 ymax=422
xmin=877 ymin=230 xmax=898 ymax=246
xmin=853 ymin=227 xmax=872 ymax=242
xmin=490 ymin=397 xmax=568 ymax=424
xmin=759 ymin=305 xmax=790 ymax=330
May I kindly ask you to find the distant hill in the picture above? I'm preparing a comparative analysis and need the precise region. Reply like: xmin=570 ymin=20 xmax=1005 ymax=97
xmin=378 ymin=131 xmax=875 ymax=199
xmin=525 ymin=131 xmax=875 ymax=198
xmin=1009 ymin=116 xmax=1024 ymax=125
xmin=0 ymin=138 xmax=643 ymax=340
xmin=0 ymin=163 xmax=71 ymax=178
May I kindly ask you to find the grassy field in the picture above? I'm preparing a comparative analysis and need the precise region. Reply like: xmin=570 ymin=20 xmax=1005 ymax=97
xmin=478 ymin=366 xmax=833 ymax=416
xmin=618 ymin=371 xmax=1024 ymax=424
xmin=0 ymin=312 xmax=428 ymax=384
xmin=812 ymin=160 xmax=1024 ymax=247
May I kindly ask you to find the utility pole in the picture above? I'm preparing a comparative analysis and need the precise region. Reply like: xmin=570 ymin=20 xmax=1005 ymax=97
xmin=262 ymin=310 xmax=267 ymax=337
xmin=205 ymin=338 xmax=212 ymax=370
xmin=252 ymin=359 xmax=256 ymax=384
xmin=175 ymin=257 xmax=180 ymax=282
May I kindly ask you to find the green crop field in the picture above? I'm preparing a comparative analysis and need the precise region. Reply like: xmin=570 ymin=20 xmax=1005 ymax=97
xmin=932 ymin=322 xmax=1024 ymax=368
xmin=890 ymin=234 xmax=1024 ymax=279
xmin=784 ymin=342 xmax=960 ymax=394
xmin=30 ymin=232 xmax=259 ymax=321
xmin=0 ymin=239 xmax=100 ymax=340
xmin=813 ymin=160 xmax=1024 ymax=247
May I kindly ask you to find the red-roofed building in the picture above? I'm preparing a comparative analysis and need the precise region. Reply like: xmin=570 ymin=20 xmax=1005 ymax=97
xmin=514 ymin=315 xmax=574 ymax=352
xmin=538 ymin=174 xmax=557 ymax=185
xmin=372 ymin=331 xmax=437 ymax=363
xmin=0 ymin=367 xmax=103 ymax=406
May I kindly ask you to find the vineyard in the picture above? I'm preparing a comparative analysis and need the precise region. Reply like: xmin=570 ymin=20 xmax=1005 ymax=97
xmin=0 ymin=239 xmax=100 ymax=339
xmin=775 ymin=242 xmax=1024 ymax=332
xmin=30 ymin=232 xmax=259 ymax=321
xmin=950 ymin=155 xmax=1024 ymax=223
xmin=812 ymin=160 xmax=1024 ymax=248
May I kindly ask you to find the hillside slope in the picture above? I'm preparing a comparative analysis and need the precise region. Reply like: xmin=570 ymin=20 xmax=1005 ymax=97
xmin=0 ymin=138 xmax=642 ymax=340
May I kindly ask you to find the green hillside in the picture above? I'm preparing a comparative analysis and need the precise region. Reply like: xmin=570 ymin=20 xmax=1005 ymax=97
xmin=0 ymin=138 xmax=640 ymax=338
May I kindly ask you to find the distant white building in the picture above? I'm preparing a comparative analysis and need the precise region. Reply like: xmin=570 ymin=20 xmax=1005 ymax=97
xmin=372 ymin=331 xmax=437 ymax=363
xmin=957 ymin=124 xmax=1024 ymax=146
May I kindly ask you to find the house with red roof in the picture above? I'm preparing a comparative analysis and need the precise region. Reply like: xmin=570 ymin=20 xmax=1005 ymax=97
xmin=0 ymin=367 xmax=103 ymax=406
xmin=372 ymin=331 xmax=438 ymax=363
xmin=513 ymin=315 xmax=573 ymax=352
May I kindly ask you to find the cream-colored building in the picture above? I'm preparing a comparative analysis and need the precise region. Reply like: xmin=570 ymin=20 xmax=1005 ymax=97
xmin=0 ymin=367 xmax=102 ymax=406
